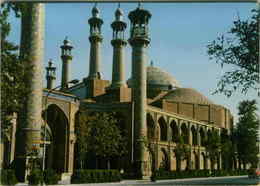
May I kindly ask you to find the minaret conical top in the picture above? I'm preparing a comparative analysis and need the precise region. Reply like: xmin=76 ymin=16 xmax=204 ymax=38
xmin=92 ymin=3 xmax=100 ymax=18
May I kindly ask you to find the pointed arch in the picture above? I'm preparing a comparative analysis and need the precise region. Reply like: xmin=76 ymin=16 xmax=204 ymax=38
xmin=43 ymin=104 xmax=69 ymax=173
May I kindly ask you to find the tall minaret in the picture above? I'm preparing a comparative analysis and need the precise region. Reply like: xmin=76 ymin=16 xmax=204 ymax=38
xmin=87 ymin=4 xmax=103 ymax=80
xmin=110 ymin=4 xmax=127 ymax=88
xmin=60 ymin=37 xmax=73 ymax=90
xmin=128 ymin=4 xmax=151 ymax=177
xmin=46 ymin=59 xmax=56 ymax=89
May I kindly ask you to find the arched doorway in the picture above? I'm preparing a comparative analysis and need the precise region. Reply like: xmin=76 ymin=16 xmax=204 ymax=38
xmin=44 ymin=104 xmax=69 ymax=173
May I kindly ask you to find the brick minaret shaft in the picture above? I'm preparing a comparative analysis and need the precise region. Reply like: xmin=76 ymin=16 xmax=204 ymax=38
xmin=110 ymin=6 xmax=127 ymax=88
xmin=46 ymin=59 xmax=56 ymax=89
xmin=16 ymin=3 xmax=44 ymax=181
xmin=60 ymin=37 xmax=73 ymax=90
xmin=128 ymin=6 xmax=151 ymax=177
xmin=88 ymin=6 xmax=103 ymax=80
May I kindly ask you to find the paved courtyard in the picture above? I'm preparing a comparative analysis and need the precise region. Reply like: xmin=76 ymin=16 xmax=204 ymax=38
xmin=15 ymin=175 xmax=260 ymax=186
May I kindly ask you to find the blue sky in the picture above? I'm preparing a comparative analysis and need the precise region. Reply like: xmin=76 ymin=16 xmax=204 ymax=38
xmin=8 ymin=2 xmax=258 ymax=122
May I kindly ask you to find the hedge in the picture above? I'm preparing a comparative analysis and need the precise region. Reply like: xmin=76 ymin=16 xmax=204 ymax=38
xmin=71 ymin=169 xmax=121 ymax=183
xmin=0 ymin=169 xmax=18 ymax=185
xmin=151 ymin=169 xmax=248 ymax=181
xmin=43 ymin=169 xmax=60 ymax=185
xmin=27 ymin=168 xmax=44 ymax=185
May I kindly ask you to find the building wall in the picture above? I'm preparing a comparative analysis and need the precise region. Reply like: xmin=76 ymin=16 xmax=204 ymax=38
xmin=162 ymin=100 xmax=233 ymax=129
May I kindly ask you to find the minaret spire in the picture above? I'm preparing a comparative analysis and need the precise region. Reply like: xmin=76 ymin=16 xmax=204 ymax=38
xmin=46 ymin=59 xmax=56 ymax=89
xmin=109 ymin=4 xmax=127 ymax=89
xmin=60 ymin=36 xmax=73 ymax=91
xmin=87 ymin=4 xmax=103 ymax=80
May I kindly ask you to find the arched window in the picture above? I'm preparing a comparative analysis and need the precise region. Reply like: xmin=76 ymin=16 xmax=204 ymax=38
xmin=191 ymin=126 xmax=197 ymax=146
xmin=181 ymin=123 xmax=189 ymax=144
xmin=158 ymin=117 xmax=167 ymax=141
xmin=170 ymin=120 xmax=179 ymax=143
xmin=147 ymin=114 xmax=155 ymax=140
xmin=200 ymin=128 xmax=206 ymax=146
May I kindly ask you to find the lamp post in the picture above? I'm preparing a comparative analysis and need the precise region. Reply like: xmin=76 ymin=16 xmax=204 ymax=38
xmin=42 ymin=79 xmax=79 ymax=171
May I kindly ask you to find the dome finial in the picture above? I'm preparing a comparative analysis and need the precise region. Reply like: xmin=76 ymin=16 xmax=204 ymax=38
xmin=138 ymin=2 xmax=142 ymax=8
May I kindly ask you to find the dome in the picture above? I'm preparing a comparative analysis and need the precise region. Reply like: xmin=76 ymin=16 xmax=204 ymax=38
xmin=160 ymin=88 xmax=214 ymax=105
xmin=127 ymin=64 xmax=181 ymax=90
xmin=147 ymin=65 xmax=181 ymax=89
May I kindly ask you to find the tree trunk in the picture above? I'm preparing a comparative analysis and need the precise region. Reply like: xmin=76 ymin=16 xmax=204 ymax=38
xmin=107 ymin=159 xmax=110 ymax=170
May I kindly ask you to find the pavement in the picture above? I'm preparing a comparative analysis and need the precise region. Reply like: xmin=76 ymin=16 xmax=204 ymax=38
xmin=14 ymin=175 xmax=260 ymax=186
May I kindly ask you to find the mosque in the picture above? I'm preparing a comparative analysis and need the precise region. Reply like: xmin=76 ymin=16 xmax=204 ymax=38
xmin=1 ymin=4 xmax=234 ymax=181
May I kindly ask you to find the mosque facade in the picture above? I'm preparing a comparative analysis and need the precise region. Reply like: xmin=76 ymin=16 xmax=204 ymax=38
xmin=1 ymin=4 xmax=235 ymax=181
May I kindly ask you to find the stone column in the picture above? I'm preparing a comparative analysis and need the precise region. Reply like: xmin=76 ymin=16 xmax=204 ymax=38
xmin=16 ymin=3 xmax=44 ymax=181
xmin=131 ymin=44 xmax=149 ymax=176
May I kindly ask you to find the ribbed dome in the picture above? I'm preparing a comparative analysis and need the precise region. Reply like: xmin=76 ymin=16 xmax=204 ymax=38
xmin=147 ymin=66 xmax=180 ymax=88
xmin=160 ymin=88 xmax=214 ymax=105
xmin=127 ymin=65 xmax=181 ymax=90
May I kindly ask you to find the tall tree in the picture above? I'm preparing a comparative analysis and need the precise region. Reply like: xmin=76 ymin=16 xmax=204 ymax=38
xmin=207 ymin=9 xmax=259 ymax=97
xmin=0 ymin=3 xmax=28 ymax=141
xmin=235 ymin=100 xmax=259 ymax=168
xmin=173 ymin=137 xmax=191 ymax=171
xmin=220 ymin=129 xmax=235 ymax=170
xmin=75 ymin=112 xmax=128 ymax=169
xmin=205 ymin=131 xmax=221 ymax=170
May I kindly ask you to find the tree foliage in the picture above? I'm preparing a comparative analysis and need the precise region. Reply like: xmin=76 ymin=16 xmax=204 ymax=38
xmin=235 ymin=100 xmax=259 ymax=167
xmin=0 ymin=3 xmax=29 ymax=137
xmin=173 ymin=137 xmax=191 ymax=171
xmin=205 ymin=131 xmax=221 ymax=169
xmin=75 ymin=111 xmax=128 ymax=169
xmin=207 ymin=9 xmax=259 ymax=97
xmin=220 ymin=129 xmax=235 ymax=170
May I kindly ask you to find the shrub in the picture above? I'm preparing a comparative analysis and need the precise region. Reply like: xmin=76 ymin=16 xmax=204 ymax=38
xmin=71 ymin=169 xmax=121 ymax=183
xmin=0 ymin=169 xmax=18 ymax=185
xmin=43 ymin=169 xmax=60 ymax=185
xmin=152 ymin=169 xmax=248 ymax=180
xmin=27 ymin=168 xmax=44 ymax=185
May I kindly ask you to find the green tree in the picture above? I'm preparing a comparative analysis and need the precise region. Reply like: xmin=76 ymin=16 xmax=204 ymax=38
xmin=75 ymin=112 xmax=128 ymax=170
xmin=74 ymin=112 xmax=91 ymax=169
xmin=207 ymin=9 xmax=259 ymax=97
xmin=205 ymin=131 xmax=221 ymax=170
xmin=174 ymin=137 xmax=191 ymax=171
xmin=0 ymin=3 xmax=29 ymax=144
xmin=220 ymin=129 xmax=235 ymax=170
xmin=235 ymin=100 xmax=259 ymax=168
